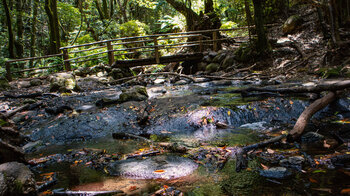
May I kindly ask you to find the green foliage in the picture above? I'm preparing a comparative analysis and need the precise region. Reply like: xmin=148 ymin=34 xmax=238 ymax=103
xmin=76 ymin=34 xmax=95 ymax=45
xmin=45 ymin=57 xmax=64 ymax=73
xmin=316 ymin=67 xmax=342 ymax=78
xmin=158 ymin=15 xmax=186 ymax=33
xmin=119 ymin=20 xmax=150 ymax=37
xmin=58 ymin=2 xmax=81 ymax=32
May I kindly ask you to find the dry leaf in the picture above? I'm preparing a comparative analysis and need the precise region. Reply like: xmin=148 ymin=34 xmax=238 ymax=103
xmin=309 ymin=178 xmax=318 ymax=183
xmin=341 ymin=189 xmax=350 ymax=194
xmin=154 ymin=170 xmax=165 ymax=173
xmin=129 ymin=186 xmax=137 ymax=191
xmin=267 ymin=148 xmax=275 ymax=154
xmin=260 ymin=163 xmax=269 ymax=170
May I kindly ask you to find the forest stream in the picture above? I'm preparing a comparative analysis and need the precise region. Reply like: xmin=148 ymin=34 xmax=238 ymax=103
xmin=10 ymin=79 xmax=350 ymax=195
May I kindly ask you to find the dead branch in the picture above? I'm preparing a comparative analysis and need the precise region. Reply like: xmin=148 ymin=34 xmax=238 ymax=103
xmin=288 ymin=91 xmax=337 ymax=140
xmin=112 ymin=132 xmax=153 ymax=144
xmin=109 ymin=72 xmax=195 ymax=84
xmin=234 ymin=80 xmax=350 ymax=94
xmin=4 ymin=101 xmax=42 ymax=118
xmin=235 ymin=134 xmax=288 ymax=172
xmin=52 ymin=189 xmax=123 ymax=196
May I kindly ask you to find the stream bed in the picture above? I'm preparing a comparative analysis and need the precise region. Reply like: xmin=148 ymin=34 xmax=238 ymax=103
xmin=15 ymin=80 xmax=350 ymax=195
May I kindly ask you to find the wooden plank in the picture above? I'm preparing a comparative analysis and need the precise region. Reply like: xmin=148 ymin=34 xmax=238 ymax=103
xmin=62 ymin=49 xmax=71 ymax=71
xmin=154 ymin=37 xmax=160 ymax=64
xmin=213 ymin=31 xmax=218 ymax=52
xmin=107 ymin=41 xmax=115 ymax=66
xmin=69 ymin=45 xmax=106 ymax=54
xmin=111 ymin=53 xmax=203 ymax=68
xmin=6 ymin=53 xmax=63 ymax=63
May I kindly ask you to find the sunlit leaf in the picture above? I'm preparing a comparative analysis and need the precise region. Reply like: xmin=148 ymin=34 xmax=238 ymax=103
xmin=309 ymin=177 xmax=318 ymax=183
xmin=228 ymin=110 xmax=231 ymax=116
xmin=312 ymin=169 xmax=326 ymax=173
xmin=154 ymin=170 xmax=165 ymax=173
xmin=260 ymin=163 xmax=269 ymax=170
xmin=341 ymin=189 xmax=350 ymax=194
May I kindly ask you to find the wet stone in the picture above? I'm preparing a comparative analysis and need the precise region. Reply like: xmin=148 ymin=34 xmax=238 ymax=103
xmin=0 ymin=172 xmax=7 ymax=196
xmin=301 ymin=132 xmax=324 ymax=143
xmin=280 ymin=156 xmax=304 ymax=169
xmin=259 ymin=167 xmax=292 ymax=179
xmin=107 ymin=155 xmax=198 ymax=179
xmin=175 ymin=80 xmax=188 ymax=85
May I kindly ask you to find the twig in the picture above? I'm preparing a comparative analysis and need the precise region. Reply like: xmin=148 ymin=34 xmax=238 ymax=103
xmin=109 ymin=72 xmax=195 ymax=84
xmin=52 ymin=189 xmax=123 ymax=196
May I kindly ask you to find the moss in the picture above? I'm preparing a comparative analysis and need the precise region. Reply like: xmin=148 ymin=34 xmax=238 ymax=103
xmin=316 ymin=67 xmax=342 ymax=78
xmin=220 ymin=160 xmax=264 ymax=195
xmin=13 ymin=180 xmax=23 ymax=194
xmin=0 ymin=119 xmax=9 ymax=126
xmin=211 ymin=130 xmax=260 ymax=147
xmin=234 ymin=41 xmax=258 ymax=63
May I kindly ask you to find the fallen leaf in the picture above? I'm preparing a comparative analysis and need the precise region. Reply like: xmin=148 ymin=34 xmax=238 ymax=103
xmin=309 ymin=177 xmax=318 ymax=183
xmin=129 ymin=186 xmax=137 ymax=191
xmin=260 ymin=163 xmax=269 ymax=170
xmin=228 ymin=111 xmax=231 ymax=116
xmin=311 ymin=188 xmax=332 ymax=193
xmin=154 ymin=170 xmax=165 ymax=173
xmin=163 ymin=185 xmax=169 ymax=189
xmin=267 ymin=148 xmax=275 ymax=154
xmin=323 ymin=140 xmax=331 ymax=148
xmin=289 ymin=100 xmax=294 ymax=105
xmin=341 ymin=188 xmax=350 ymax=194
xmin=96 ymin=116 xmax=100 ymax=120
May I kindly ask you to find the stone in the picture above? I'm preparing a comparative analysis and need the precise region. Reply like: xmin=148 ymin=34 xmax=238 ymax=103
xmin=175 ymin=80 xmax=188 ymax=85
xmin=17 ymin=81 xmax=31 ymax=88
xmin=212 ymin=53 xmax=226 ymax=64
xmin=221 ymin=55 xmax=235 ymax=69
xmin=301 ymin=132 xmax=324 ymax=144
xmin=107 ymin=155 xmax=198 ymax=179
xmin=75 ymin=67 xmax=91 ymax=77
xmin=280 ymin=156 xmax=304 ymax=169
xmin=0 ymin=173 xmax=8 ymax=196
xmin=29 ymin=79 xmax=42 ymax=87
xmin=154 ymin=78 xmax=166 ymax=85
xmin=0 ymin=78 xmax=10 ymax=91
xmin=119 ymin=86 xmax=148 ymax=103
xmin=0 ymin=162 xmax=36 ymax=195
xmin=109 ymin=68 xmax=132 ymax=80
xmin=211 ymin=80 xmax=232 ymax=86
xmin=49 ymin=73 xmax=80 ymax=93
xmin=283 ymin=15 xmax=303 ymax=34
xmin=202 ymin=55 xmax=212 ymax=63
xmin=197 ymin=62 xmax=208 ymax=71
xmin=259 ymin=167 xmax=291 ymax=179
xmin=206 ymin=63 xmax=220 ymax=73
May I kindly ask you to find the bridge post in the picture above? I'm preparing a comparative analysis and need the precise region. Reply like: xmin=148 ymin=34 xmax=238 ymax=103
xmin=213 ymin=31 xmax=218 ymax=52
xmin=107 ymin=41 xmax=115 ymax=66
xmin=62 ymin=49 xmax=71 ymax=71
xmin=199 ymin=35 xmax=204 ymax=53
xmin=153 ymin=37 xmax=160 ymax=64
xmin=5 ymin=62 xmax=12 ymax=82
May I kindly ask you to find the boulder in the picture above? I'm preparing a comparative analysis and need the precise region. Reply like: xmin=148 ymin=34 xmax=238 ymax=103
xmin=49 ymin=73 xmax=80 ymax=93
xmin=259 ymin=167 xmax=291 ymax=179
xmin=75 ymin=67 xmax=91 ymax=77
xmin=197 ymin=62 xmax=208 ymax=71
xmin=0 ymin=173 xmax=8 ymax=196
xmin=175 ymin=80 xmax=188 ymax=85
xmin=17 ymin=81 xmax=31 ymax=88
xmin=282 ymin=15 xmax=303 ymax=34
xmin=119 ymin=86 xmax=148 ymax=103
xmin=29 ymin=79 xmax=42 ymax=87
xmin=206 ymin=63 xmax=220 ymax=73
xmin=0 ymin=78 xmax=10 ymax=91
xmin=109 ymin=68 xmax=132 ymax=80
xmin=221 ymin=55 xmax=235 ymax=69
xmin=301 ymin=132 xmax=324 ymax=144
xmin=212 ymin=53 xmax=226 ymax=64
xmin=280 ymin=156 xmax=304 ymax=169
xmin=0 ymin=162 xmax=36 ymax=195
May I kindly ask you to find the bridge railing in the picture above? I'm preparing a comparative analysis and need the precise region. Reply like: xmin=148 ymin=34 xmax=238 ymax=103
xmin=4 ymin=26 xmax=252 ymax=81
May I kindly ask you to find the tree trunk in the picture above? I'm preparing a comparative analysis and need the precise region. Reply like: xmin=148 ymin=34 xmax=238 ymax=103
xmin=94 ymin=0 xmax=105 ymax=21
xmin=29 ymin=0 xmax=38 ymax=67
xmin=252 ymin=0 xmax=269 ymax=55
xmin=109 ymin=0 xmax=114 ymax=18
xmin=15 ymin=0 xmax=24 ymax=58
xmin=45 ymin=0 xmax=60 ymax=54
xmin=116 ymin=0 xmax=128 ymax=23
xmin=244 ymin=0 xmax=253 ymax=41
xmin=102 ymin=0 xmax=109 ymax=19
xmin=2 ymin=0 xmax=15 ymax=59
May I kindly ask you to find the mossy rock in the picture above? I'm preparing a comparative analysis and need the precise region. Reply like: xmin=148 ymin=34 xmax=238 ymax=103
xmin=212 ymin=53 xmax=227 ymax=64
xmin=234 ymin=42 xmax=257 ymax=62
xmin=221 ymin=55 xmax=235 ymax=69
xmin=119 ymin=86 xmax=148 ymax=103
xmin=49 ymin=73 xmax=81 ymax=93
xmin=283 ymin=15 xmax=303 ymax=34
xmin=220 ymin=160 xmax=264 ymax=195
xmin=109 ymin=68 xmax=133 ymax=80
xmin=29 ymin=79 xmax=42 ymax=87
xmin=316 ymin=67 xmax=342 ymax=78
xmin=206 ymin=63 xmax=220 ymax=73
xmin=0 ymin=78 xmax=11 ymax=91
xmin=75 ymin=67 xmax=91 ymax=77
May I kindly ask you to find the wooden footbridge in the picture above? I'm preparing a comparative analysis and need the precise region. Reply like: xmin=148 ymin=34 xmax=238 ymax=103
xmin=4 ymin=27 xmax=253 ymax=81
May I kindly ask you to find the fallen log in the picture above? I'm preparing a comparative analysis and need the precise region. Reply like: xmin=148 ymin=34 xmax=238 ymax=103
xmin=4 ymin=101 xmax=43 ymax=118
xmin=52 ymin=189 xmax=123 ymax=196
xmin=109 ymin=72 xmax=195 ymax=84
xmin=228 ymin=80 xmax=350 ymax=95
xmin=235 ymin=134 xmax=288 ymax=172
xmin=288 ymin=91 xmax=338 ymax=140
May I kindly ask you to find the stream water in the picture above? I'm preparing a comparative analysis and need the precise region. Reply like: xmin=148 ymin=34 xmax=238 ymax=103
xmin=20 ymin=80 xmax=350 ymax=195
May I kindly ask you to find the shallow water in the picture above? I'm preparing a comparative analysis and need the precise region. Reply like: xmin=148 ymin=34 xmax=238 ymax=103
xmin=26 ymin=81 xmax=350 ymax=195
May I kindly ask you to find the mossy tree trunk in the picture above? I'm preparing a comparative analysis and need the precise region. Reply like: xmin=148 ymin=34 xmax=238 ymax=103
xmin=45 ymin=0 xmax=61 ymax=54
xmin=252 ymin=0 xmax=269 ymax=55
xmin=29 ymin=0 xmax=39 ymax=67
xmin=2 ymin=0 xmax=15 ymax=59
